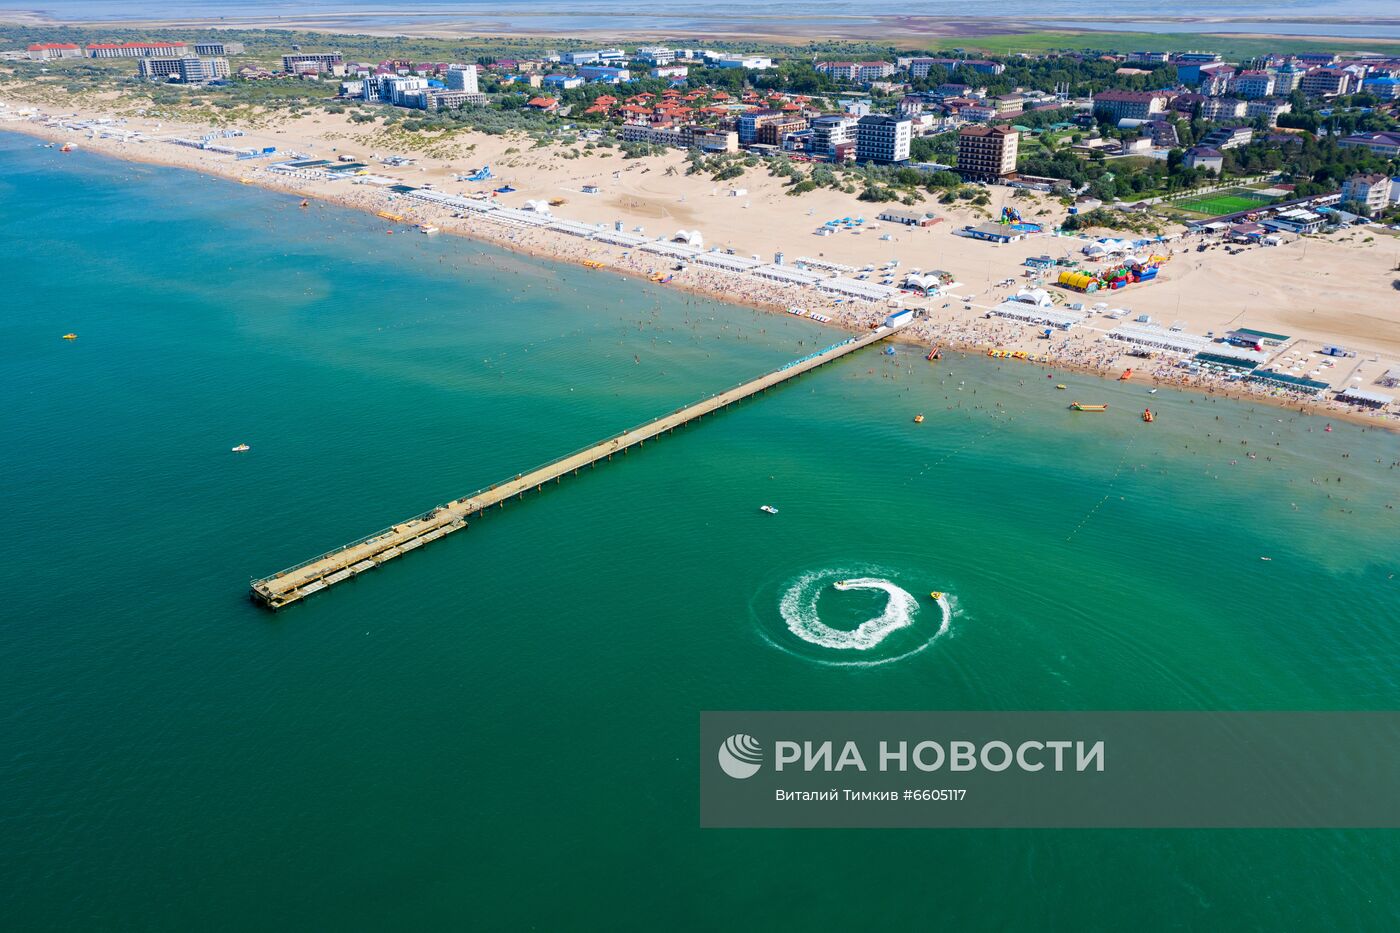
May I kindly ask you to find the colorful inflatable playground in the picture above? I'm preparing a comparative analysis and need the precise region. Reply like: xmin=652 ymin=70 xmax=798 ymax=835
xmin=1056 ymin=255 xmax=1169 ymax=293
xmin=999 ymin=206 xmax=1042 ymax=233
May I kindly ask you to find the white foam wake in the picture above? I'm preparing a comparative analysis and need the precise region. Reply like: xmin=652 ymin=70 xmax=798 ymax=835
xmin=780 ymin=574 xmax=920 ymax=650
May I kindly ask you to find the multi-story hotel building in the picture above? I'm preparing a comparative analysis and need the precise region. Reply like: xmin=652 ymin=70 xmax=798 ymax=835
xmin=956 ymin=124 xmax=1019 ymax=181
xmin=138 ymin=56 xmax=230 ymax=83
xmin=854 ymin=114 xmax=912 ymax=164
xmin=281 ymin=52 xmax=343 ymax=74
xmin=87 ymin=41 xmax=188 ymax=58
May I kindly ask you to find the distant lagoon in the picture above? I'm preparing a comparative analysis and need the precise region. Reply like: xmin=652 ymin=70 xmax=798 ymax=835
xmin=7 ymin=0 xmax=1400 ymax=40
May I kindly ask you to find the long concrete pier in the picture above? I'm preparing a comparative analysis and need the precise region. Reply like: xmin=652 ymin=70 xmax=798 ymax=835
xmin=250 ymin=320 xmax=907 ymax=609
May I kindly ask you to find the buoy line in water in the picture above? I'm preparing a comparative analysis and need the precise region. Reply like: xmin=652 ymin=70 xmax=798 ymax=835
xmin=753 ymin=566 xmax=956 ymax=667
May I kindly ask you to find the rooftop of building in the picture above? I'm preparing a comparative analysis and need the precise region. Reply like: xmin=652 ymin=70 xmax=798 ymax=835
xmin=959 ymin=123 xmax=1017 ymax=137
xmin=1093 ymin=89 xmax=1173 ymax=101
xmin=87 ymin=41 xmax=186 ymax=48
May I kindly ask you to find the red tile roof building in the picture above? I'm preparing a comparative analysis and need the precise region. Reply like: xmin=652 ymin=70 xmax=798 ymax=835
xmin=27 ymin=42 xmax=82 ymax=60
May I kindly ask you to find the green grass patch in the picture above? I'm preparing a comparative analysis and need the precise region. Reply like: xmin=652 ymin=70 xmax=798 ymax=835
xmin=940 ymin=29 xmax=1400 ymax=59
xmin=1172 ymin=188 xmax=1279 ymax=217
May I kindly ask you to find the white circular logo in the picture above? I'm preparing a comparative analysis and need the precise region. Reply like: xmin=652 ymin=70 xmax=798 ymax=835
xmin=718 ymin=733 xmax=763 ymax=779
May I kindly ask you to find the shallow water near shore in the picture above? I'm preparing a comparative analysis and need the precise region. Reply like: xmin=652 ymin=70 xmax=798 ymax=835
xmin=4 ymin=132 xmax=1400 ymax=929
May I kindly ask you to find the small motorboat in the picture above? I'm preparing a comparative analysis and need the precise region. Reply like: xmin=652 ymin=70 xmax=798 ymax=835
xmin=1055 ymin=384 xmax=1066 ymax=390
xmin=913 ymin=414 xmax=925 ymax=423
xmin=231 ymin=443 xmax=250 ymax=453
xmin=1149 ymin=388 xmax=1158 ymax=394
xmin=929 ymin=591 xmax=944 ymax=601
xmin=61 ymin=333 xmax=77 ymax=340
xmin=759 ymin=505 xmax=778 ymax=515
xmin=1070 ymin=402 xmax=1108 ymax=412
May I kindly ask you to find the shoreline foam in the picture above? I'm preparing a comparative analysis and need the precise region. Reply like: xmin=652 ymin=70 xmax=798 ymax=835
xmin=2 ymin=115 xmax=1394 ymax=433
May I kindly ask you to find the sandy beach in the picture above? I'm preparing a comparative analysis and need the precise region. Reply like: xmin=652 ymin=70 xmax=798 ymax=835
xmin=4 ymin=97 xmax=1398 ymax=430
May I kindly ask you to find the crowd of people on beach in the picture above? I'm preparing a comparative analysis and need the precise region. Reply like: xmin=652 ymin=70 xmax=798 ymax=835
xmin=11 ymin=110 xmax=1396 ymax=430
xmin=391 ymin=193 xmax=1400 ymax=427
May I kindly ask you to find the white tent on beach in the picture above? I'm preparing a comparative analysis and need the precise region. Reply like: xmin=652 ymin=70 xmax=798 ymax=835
xmin=989 ymin=300 xmax=1085 ymax=330
xmin=1011 ymin=287 xmax=1054 ymax=308
xmin=902 ymin=273 xmax=945 ymax=295
xmin=1083 ymin=238 xmax=1134 ymax=257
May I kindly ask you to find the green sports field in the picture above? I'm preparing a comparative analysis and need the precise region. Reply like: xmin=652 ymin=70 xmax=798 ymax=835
xmin=1172 ymin=189 xmax=1279 ymax=216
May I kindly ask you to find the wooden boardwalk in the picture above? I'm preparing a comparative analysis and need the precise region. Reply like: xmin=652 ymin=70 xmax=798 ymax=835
xmin=250 ymin=321 xmax=905 ymax=609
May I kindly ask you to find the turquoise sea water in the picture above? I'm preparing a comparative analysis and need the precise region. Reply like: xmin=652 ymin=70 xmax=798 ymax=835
xmin=3 ymin=132 xmax=1400 ymax=930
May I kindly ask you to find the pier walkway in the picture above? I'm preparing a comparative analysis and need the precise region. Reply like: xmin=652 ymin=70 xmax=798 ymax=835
xmin=251 ymin=320 xmax=907 ymax=609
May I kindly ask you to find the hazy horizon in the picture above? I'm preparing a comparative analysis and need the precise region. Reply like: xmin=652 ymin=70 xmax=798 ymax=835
xmin=5 ymin=0 xmax=1400 ymax=28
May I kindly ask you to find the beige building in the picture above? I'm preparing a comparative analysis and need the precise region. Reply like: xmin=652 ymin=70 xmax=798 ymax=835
xmin=1339 ymin=173 xmax=1393 ymax=214
xmin=1091 ymin=90 xmax=1172 ymax=121
xmin=138 ymin=56 xmax=230 ymax=83
xmin=956 ymin=124 xmax=1019 ymax=181
xmin=1245 ymin=97 xmax=1292 ymax=126
xmin=26 ymin=42 xmax=82 ymax=60
xmin=1299 ymin=67 xmax=1356 ymax=98
xmin=281 ymin=52 xmax=343 ymax=74
xmin=619 ymin=123 xmax=736 ymax=153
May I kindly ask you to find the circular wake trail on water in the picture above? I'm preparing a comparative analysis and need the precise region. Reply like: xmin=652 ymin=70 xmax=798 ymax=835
xmin=761 ymin=567 xmax=954 ymax=666
xmin=781 ymin=575 xmax=920 ymax=649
